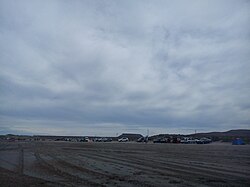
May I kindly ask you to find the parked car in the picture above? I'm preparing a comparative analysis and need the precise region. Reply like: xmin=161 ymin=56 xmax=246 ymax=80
xmin=137 ymin=136 xmax=148 ymax=143
xmin=196 ymin=138 xmax=212 ymax=144
xmin=172 ymin=137 xmax=181 ymax=143
xmin=79 ymin=138 xmax=89 ymax=142
xmin=101 ymin=137 xmax=113 ymax=142
xmin=118 ymin=137 xmax=129 ymax=142
xmin=153 ymin=138 xmax=167 ymax=143
xmin=180 ymin=137 xmax=196 ymax=144
xmin=93 ymin=137 xmax=112 ymax=142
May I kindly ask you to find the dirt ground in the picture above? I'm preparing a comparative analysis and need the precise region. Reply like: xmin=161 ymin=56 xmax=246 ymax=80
xmin=0 ymin=141 xmax=249 ymax=187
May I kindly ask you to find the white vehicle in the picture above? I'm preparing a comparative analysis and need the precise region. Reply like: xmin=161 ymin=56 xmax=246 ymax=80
xmin=118 ymin=137 xmax=129 ymax=142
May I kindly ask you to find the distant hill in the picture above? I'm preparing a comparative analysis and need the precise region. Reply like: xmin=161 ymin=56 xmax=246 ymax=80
xmin=149 ymin=129 xmax=250 ymax=143
xmin=187 ymin=129 xmax=250 ymax=143
xmin=189 ymin=129 xmax=250 ymax=137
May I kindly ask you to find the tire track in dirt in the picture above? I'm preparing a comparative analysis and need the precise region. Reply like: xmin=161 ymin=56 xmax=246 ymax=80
xmin=0 ymin=143 xmax=19 ymax=151
xmin=77 ymin=152 xmax=202 ymax=187
xmin=115 ymin=153 xmax=249 ymax=186
xmin=149 ymin=156 xmax=250 ymax=177
xmin=129 ymin=153 xmax=250 ymax=177
xmin=0 ymin=143 xmax=10 ymax=151
xmin=31 ymin=142 xmax=250 ymax=187
xmin=0 ymin=143 xmax=19 ymax=170
xmin=34 ymin=151 xmax=106 ymax=187
xmin=48 ymin=152 xmax=156 ymax=187
xmin=41 ymin=147 xmax=154 ymax=187
xmin=121 ymin=153 xmax=250 ymax=186
xmin=18 ymin=144 xmax=24 ymax=174
xmin=77 ymin=151 xmax=248 ymax=187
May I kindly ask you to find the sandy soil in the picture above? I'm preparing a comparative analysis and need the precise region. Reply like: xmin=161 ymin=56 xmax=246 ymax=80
xmin=0 ymin=141 xmax=249 ymax=187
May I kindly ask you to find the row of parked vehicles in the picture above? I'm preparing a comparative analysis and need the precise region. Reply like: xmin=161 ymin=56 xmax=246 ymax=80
xmin=181 ymin=137 xmax=212 ymax=144
xmin=93 ymin=137 xmax=130 ymax=142
xmin=63 ymin=136 xmax=211 ymax=144
xmin=93 ymin=137 xmax=113 ymax=142
xmin=152 ymin=137 xmax=212 ymax=144
xmin=93 ymin=137 xmax=146 ymax=142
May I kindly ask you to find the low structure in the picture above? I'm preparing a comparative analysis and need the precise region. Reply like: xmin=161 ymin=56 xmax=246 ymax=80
xmin=232 ymin=138 xmax=245 ymax=145
xmin=118 ymin=133 xmax=143 ymax=141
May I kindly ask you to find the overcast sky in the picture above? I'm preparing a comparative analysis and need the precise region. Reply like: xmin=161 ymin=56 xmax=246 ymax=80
xmin=0 ymin=0 xmax=250 ymax=136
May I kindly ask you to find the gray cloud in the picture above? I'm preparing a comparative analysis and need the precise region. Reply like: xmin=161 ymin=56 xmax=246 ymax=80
xmin=1 ymin=0 xmax=250 ymax=135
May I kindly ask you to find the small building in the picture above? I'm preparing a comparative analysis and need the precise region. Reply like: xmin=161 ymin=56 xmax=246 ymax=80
xmin=118 ymin=133 xmax=143 ymax=141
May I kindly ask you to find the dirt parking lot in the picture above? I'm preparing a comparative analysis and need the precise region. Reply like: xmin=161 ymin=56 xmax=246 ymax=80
xmin=0 ymin=141 xmax=250 ymax=187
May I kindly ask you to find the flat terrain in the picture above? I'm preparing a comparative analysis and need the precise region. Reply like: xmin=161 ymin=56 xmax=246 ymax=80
xmin=0 ymin=141 xmax=250 ymax=187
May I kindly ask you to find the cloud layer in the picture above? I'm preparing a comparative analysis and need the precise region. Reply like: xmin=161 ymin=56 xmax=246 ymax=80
xmin=1 ymin=0 xmax=250 ymax=135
